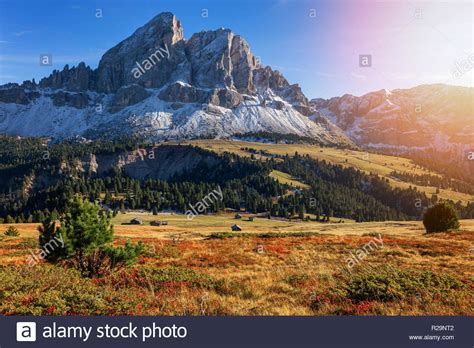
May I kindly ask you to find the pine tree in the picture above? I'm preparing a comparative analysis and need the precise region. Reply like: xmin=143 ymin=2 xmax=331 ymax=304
xmin=46 ymin=197 xmax=144 ymax=277
xmin=50 ymin=208 xmax=60 ymax=221
xmin=298 ymin=204 xmax=306 ymax=220
xmin=38 ymin=217 xmax=64 ymax=262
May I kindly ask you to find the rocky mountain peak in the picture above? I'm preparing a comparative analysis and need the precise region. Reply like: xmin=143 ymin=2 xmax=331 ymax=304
xmin=38 ymin=62 xmax=95 ymax=92
xmin=9 ymin=11 xmax=310 ymax=107
xmin=145 ymin=12 xmax=184 ymax=44
xmin=0 ymin=11 xmax=355 ymax=147
xmin=96 ymin=12 xmax=186 ymax=93
xmin=185 ymin=28 xmax=258 ymax=93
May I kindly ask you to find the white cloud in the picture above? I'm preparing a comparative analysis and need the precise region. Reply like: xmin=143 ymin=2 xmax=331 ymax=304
xmin=14 ymin=30 xmax=33 ymax=37
xmin=313 ymin=71 xmax=339 ymax=78
xmin=350 ymin=72 xmax=367 ymax=80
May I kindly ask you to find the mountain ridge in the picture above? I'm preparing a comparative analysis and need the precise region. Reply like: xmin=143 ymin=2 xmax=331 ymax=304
xmin=0 ymin=12 xmax=354 ymax=147
xmin=311 ymin=84 xmax=474 ymax=159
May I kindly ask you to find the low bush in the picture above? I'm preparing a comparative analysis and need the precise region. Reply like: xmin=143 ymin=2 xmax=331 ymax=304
xmin=158 ymin=244 xmax=182 ymax=258
xmin=208 ymin=232 xmax=320 ymax=239
xmin=17 ymin=239 xmax=39 ymax=249
xmin=423 ymin=203 xmax=460 ymax=233
xmin=342 ymin=265 xmax=463 ymax=303
xmin=106 ymin=266 xmax=224 ymax=292
xmin=4 ymin=226 xmax=20 ymax=237
xmin=0 ymin=265 xmax=109 ymax=315
xmin=286 ymin=273 xmax=310 ymax=287
xmin=144 ymin=267 xmax=222 ymax=290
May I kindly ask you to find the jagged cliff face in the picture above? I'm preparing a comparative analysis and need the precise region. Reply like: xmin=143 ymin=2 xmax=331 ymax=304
xmin=0 ymin=12 xmax=352 ymax=146
xmin=96 ymin=13 xmax=186 ymax=93
xmin=58 ymin=145 xmax=220 ymax=180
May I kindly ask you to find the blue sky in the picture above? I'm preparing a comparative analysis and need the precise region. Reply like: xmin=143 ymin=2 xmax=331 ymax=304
xmin=0 ymin=0 xmax=472 ymax=98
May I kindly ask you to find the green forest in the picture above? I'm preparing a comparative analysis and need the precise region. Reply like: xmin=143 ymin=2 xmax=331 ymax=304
xmin=1 ymin=135 xmax=473 ymax=223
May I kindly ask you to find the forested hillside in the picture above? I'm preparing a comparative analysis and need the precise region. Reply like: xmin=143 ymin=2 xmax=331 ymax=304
xmin=0 ymin=135 xmax=472 ymax=223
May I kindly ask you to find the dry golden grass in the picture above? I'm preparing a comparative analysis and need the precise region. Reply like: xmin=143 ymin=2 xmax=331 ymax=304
xmin=3 ymin=218 xmax=474 ymax=242
xmin=183 ymin=139 xmax=474 ymax=204
xmin=1 ymin=218 xmax=472 ymax=316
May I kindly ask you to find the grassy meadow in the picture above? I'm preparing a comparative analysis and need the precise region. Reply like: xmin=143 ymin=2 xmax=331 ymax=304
xmin=0 ymin=215 xmax=473 ymax=316
xmin=184 ymin=139 xmax=474 ymax=204
xmin=269 ymin=170 xmax=311 ymax=189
